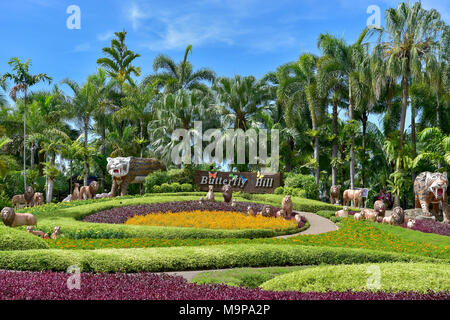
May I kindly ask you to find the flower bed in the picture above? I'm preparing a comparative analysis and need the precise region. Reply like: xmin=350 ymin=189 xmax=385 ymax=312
xmin=401 ymin=219 xmax=450 ymax=237
xmin=83 ymin=201 xmax=281 ymax=224
xmin=125 ymin=210 xmax=298 ymax=230
xmin=0 ymin=270 xmax=447 ymax=300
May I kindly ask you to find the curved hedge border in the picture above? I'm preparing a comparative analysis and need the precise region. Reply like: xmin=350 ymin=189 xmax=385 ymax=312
xmin=261 ymin=262 xmax=450 ymax=293
xmin=0 ymin=244 xmax=441 ymax=273
xmin=0 ymin=226 xmax=49 ymax=251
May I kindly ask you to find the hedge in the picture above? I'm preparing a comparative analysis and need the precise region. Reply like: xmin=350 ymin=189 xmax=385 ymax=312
xmin=0 ymin=244 xmax=440 ymax=273
xmin=0 ymin=225 xmax=49 ymax=251
xmin=260 ymin=262 xmax=450 ymax=293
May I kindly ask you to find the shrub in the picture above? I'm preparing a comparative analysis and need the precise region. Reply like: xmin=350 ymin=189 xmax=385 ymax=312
xmin=144 ymin=171 xmax=170 ymax=193
xmin=284 ymin=174 xmax=319 ymax=200
xmin=152 ymin=185 xmax=161 ymax=193
xmin=160 ymin=183 xmax=173 ymax=193
xmin=168 ymin=168 xmax=194 ymax=185
xmin=0 ymin=191 xmax=11 ymax=208
xmin=170 ymin=182 xmax=182 ymax=192
xmin=0 ymin=225 xmax=49 ymax=251
xmin=180 ymin=183 xmax=193 ymax=192
xmin=260 ymin=263 xmax=450 ymax=293
xmin=274 ymin=187 xmax=284 ymax=195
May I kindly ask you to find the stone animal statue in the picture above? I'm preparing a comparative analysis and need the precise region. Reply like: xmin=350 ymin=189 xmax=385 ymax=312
xmin=11 ymin=194 xmax=25 ymax=209
xmin=276 ymin=209 xmax=287 ymax=218
xmin=343 ymin=189 xmax=364 ymax=208
xmin=107 ymin=157 xmax=166 ymax=197
xmin=89 ymin=181 xmax=99 ymax=199
xmin=24 ymin=186 xmax=34 ymax=208
xmin=222 ymin=184 xmax=232 ymax=203
xmin=329 ymin=185 xmax=341 ymax=204
xmin=33 ymin=192 xmax=44 ymax=207
xmin=391 ymin=206 xmax=405 ymax=225
xmin=407 ymin=219 xmax=416 ymax=229
xmin=361 ymin=208 xmax=377 ymax=222
xmin=205 ymin=185 xmax=215 ymax=202
xmin=413 ymin=171 xmax=449 ymax=223
xmin=294 ymin=213 xmax=303 ymax=223
xmin=27 ymin=226 xmax=49 ymax=239
xmin=373 ymin=200 xmax=386 ymax=217
xmin=79 ymin=185 xmax=90 ymax=200
xmin=335 ymin=206 xmax=349 ymax=218
xmin=71 ymin=183 xmax=80 ymax=201
xmin=231 ymin=199 xmax=237 ymax=207
xmin=199 ymin=197 xmax=204 ymax=205
xmin=354 ymin=211 xmax=364 ymax=221
xmin=1 ymin=207 xmax=37 ymax=227
xmin=381 ymin=215 xmax=395 ymax=225
xmin=281 ymin=195 xmax=293 ymax=217
xmin=51 ymin=226 xmax=64 ymax=239
xmin=261 ymin=205 xmax=274 ymax=217
xmin=247 ymin=206 xmax=255 ymax=216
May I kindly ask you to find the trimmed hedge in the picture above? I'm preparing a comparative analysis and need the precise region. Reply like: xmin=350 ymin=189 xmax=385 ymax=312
xmin=261 ymin=263 xmax=450 ymax=293
xmin=0 ymin=244 xmax=440 ymax=273
xmin=0 ymin=225 xmax=49 ymax=251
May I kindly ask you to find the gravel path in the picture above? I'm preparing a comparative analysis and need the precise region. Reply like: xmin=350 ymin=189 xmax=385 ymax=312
xmin=160 ymin=211 xmax=338 ymax=280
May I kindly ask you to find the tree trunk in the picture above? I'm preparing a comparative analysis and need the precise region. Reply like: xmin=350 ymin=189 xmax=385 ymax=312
xmin=399 ymin=73 xmax=409 ymax=148
xmin=361 ymin=112 xmax=367 ymax=188
xmin=411 ymin=101 xmax=416 ymax=182
xmin=100 ymin=123 xmax=106 ymax=193
xmin=285 ymin=136 xmax=294 ymax=172
xmin=30 ymin=141 xmax=34 ymax=171
xmin=46 ymin=154 xmax=55 ymax=203
xmin=331 ymin=100 xmax=338 ymax=186
xmin=83 ymin=116 xmax=89 ymax=186
xmin=23 ymin=87 xmax=27 ymax=190
xmin=349 ymin=96 xmax=355 ymax=190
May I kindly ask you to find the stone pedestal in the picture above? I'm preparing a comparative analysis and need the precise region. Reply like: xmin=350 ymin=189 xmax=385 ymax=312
xmin=415 ymin=215 xmax=436 ymax=221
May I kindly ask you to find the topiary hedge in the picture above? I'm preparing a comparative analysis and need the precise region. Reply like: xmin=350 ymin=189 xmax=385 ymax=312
xmin=284 ymin=174 xmax=319 ymax=200
xmin=0 ymin=225 xmax=49 ymax=251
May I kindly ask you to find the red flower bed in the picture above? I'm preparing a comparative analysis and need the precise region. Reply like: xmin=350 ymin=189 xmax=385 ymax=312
xmin=0 ymin=271 xmax=448 ymax=300
xmin=400 ymin=219 xmax=450 ymax=237
xmin=83 ymin=201 xmax=282 ymax=224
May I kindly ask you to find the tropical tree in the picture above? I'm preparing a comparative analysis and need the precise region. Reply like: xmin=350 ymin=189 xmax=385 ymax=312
xmin=144 ymin=45 xmax=215 ymax=94
xmin=96 ymin=30 xmax=141 ymax=85
xmin=1 ymin=58 xmax=52 ymax=189
xmin=413 ymin=127 xmax=450 ymax=170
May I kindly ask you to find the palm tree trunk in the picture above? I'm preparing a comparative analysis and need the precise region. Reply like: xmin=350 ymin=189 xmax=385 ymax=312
xmin=361 ymin=112 xmax=367 ymax=188
xmin=23 ymin=87 xmax=27 ymax=190
xmin=331 ymin=100 xmax=338 ymax=186
xmin=314 ymin=135 xmax=319 ymax=185
xmin=285 ymin=136 xmax=294 ymax=172
xmin=100 ymin=123 xmax=106 ymax=193
xmin=46 ymin=154 xmax=55 ymax=203
xmin=411 ymin=101 xmax=416 ymax=182
xmin=399 ymin=73 xmax=409 ymax=148
xmin=349 ymin=95 xmax=355 ymax=190
xmin=83 ymin=116 xmax=89 ymax=186
xmin=30 ymin=141 xmax=34 ymax=171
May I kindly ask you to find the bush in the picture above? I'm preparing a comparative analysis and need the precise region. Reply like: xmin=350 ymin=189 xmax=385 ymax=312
xmin=152 ymin=185 xmax=161 ymax=193
xmin=144 ymin=171 xmax=170 ymax=193
xmin=170 ymin=182 xmax=182 ymax=192
xmin=180 ymin=183 xmax=193 ymax=192
xmin=0 ymin=191 xmax=11 ymax=208
xmin=274 ymin=187 xmax=284 ymax=195
xmin=160 ymin=183 xmax=173 ymax=193
xmin=260 ymin=263 xmax=450 ymax=293
xmin=0 ymin=225 xmax=49 ymax=251
xmin=0 ymin=244 xmax=436 ymax=273
xmin=167 ymin=168 xmax=194 ymax=185
xmin=284 ymin=174 xmax=319 ymax=200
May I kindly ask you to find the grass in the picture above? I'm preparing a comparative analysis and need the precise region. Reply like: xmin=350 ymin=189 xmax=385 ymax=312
xmin=0 ymin=244 xmax=440 ymax=272
xmin=0 ymin=225 xmax=49 ymax=251
xmin=191 ymin=266 xmax=311 ymax=288
xmin=260 ymin=262 xmax=450 ymax=293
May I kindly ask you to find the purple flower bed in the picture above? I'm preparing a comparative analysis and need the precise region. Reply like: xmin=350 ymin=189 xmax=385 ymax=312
xmin=400 ymin=219 xmax=450 ymax=237
xmin=83 ymin=201 xmax=282 ymax=224
xmin=0 ymin=271 xmax=448 ymax=300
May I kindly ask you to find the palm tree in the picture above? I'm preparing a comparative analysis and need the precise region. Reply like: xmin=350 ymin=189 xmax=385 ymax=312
xmin=96 ymin=30 xmax=141 ymax=85
xmin=144 ymin=45 xmax=216 ymax=94
xmin=0 ymin=136 xmax=13 ymax=177
xmin=1 ymin=58 xmax=52 ymax=189
xmin=413 ymin=127 xmax=450 ymax=170
xmin=374 ymin=2 xmax=445 ymax=150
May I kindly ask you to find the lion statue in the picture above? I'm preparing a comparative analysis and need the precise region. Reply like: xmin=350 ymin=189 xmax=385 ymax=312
xmin=329 ymin=185 xmax=340 ymax=204
xmin=391 ymin=206 xmax=405 ymax=225
xmin=221 ymin=184 xmax=232 ymax=203
xmin=414 ymin=171 xmax=449 ymax=223
xmin=1 ymin=207 xmax=36 ymax=227
xmin=373 ymin=200 xmax=386 ymax=217
xmin=24 ymin=186 xmax=34 ymax=208
xmin=80 ymin=181 xmax=99 ymax=200
xmin=107 ymin=157 xmax=166 ymax=197
xmin=33 ymin=192 xmax=44 ymax=207
xmin=281 ymin=195 xmax=293 ymax=217
xmin=71 ymin=183 xmax=80 ymax=201
xmin=261 ymin=205 xmax=274 ymax=217
xmin=343 ymin=189 xmax=363 ymax=208
xmin=205 ymin=185 xmax=215 ymax=202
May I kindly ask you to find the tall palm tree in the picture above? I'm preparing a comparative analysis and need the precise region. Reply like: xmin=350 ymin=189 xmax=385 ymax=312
xmin=144 ymin=45 xmax=216 ymax=94
xmin=96 ymin=30 xmax=141 ymax=85
xmin=1 ymin=58 xmax=52 ymax=189
xmin=374 ymin=2 xmax=445 ymax=150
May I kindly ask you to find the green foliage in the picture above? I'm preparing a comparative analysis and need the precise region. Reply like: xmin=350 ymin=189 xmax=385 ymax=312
xmin=170 ymin=182 xmax=182 ymax=192
xmin=180 ymin=183 xmax=193 ymax=192
xmin=284 ymin=174 xmax=319 ymax=200
xmin=0 ymin=244 xmax=437 ymax=273
xmin=144 ymin=169 xmax=195 ymax=193
xmin=273 ymin=186 xmax=306 ymax=197
xmin=144 ymin=170 xmax=170 ymax=193
xmin=260 ymin=263 xmax=450 ymax=293
xmin=0 ymin=225 xmax=49 ymax=251
xmin=160 ymin=183 xmax=173 ymax=193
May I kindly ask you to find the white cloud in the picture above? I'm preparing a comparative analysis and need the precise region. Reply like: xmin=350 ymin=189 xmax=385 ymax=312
xmin=128 ymin=2 xmax=150 ymax=31
xmin=97 ymin=31 xmax=115 ymax=42
xmin=74 ymin=42 xmax=91 ymax=52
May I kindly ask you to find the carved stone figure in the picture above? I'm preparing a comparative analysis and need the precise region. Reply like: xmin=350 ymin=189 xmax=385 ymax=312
xmin=329 ymin=185 xmax=340 ymax=204
xmin=1 ymin=207 xmax=37 ymax=227
xmin=382 ymin=215 xmax=394 ymax=225
xmin=276 ymin=209 xmax=287 ymax=218
xmin=89 ymin=181 xmax=99 ymax=199
xmin=71 ymin=183 xmax=80 ymax=201
xmin=247 ymin=206 xmax=255 ymax=216
xmin=343 ymin=189 xmax=364 ymax=208
xmin=205 ymin=185 xmax=215 ymax=202
xmin=107 ymin=157 xmax=166 ymax=197
xmin=261 ymin=205 xmax=274 ymax=217
xmin=354 ymin=212 xmax=364 ymax=221
xmin=391 ymin=206 xmax=405 ymax=225
xmin=199 ymin=197 xmax=204 ymax=205
xmin=24 ymin=186 xmax=34 ymax=208
xmin=413 ymin=171 xmax=449 ymax=223
xmin=27 ymin=226 xmax=49 ymax=238
xmin=407 ymin=219 xmax=416 ymax=229
xmin=222 ymin=184 xmax=232 ymax=203
xmin=11 ymin=194 xmax=25 ymax=209
xmin=231 ymin=199 xmax=237 ymax=207
xmin=335 ymin=206 xmax=349 ymax=218
xmin=361 ymin=208 xmax=377 ymax=222
xmin=33 ymin=192 xmax=44 ymax=207
xmin=51 ymin=226 xmax=64 ymax=239
xmin=281 ymin=195 xmax=293 ymax=217
xmin=373 ymin=200 xmax=386 ymax=217
xmin=294 ymin=213 xmax=303 ymax=223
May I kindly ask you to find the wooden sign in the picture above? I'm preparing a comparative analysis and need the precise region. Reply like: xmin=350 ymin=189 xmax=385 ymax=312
xmin=194 ymin=171 xmax=281 ymax=194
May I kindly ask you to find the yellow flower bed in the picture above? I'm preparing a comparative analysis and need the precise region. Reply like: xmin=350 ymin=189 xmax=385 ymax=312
xmin=125 ymin=210 xmax=298 ymax=230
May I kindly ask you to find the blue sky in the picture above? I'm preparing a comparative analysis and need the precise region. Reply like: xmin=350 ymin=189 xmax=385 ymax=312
xmin=1 ymin=0 xmax=448 ymax=127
